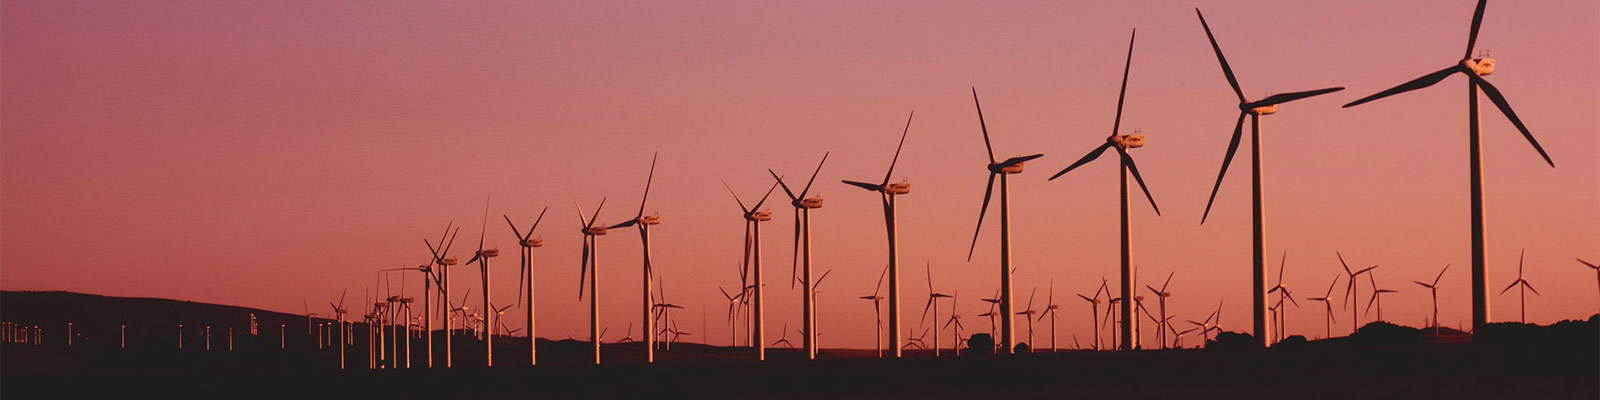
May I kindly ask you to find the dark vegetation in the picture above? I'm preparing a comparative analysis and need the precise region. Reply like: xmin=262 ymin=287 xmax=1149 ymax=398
xmin=4 ymin=291 xmax=1595 ymax=399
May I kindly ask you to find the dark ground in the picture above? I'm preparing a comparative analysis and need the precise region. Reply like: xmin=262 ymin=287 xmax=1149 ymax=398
xmin=3 ymin=291 xmax=1595 ymax=399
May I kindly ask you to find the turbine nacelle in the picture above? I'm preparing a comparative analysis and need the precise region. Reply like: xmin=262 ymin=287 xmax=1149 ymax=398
xmin=1464 ymin=57 xmax=1495 ymax=76
xmin=1249 ymin=104 xmax=1277 ymax=115
xmin=887 ymin=182 xmax=912 ymax=195
xmin=988 ymin=162 xmax=1026 ymax=174
xmin=1110 ymin=133 xmax=1146 ymax=149
xmin=798 ymin=197 xmax=824 ymax=209
xmin=585 ymin=227 xmax=609 ymax=236
xmin=522 ymin=238 xmax=544 ymax=248
xmin=477 ymin=249 xmax=500 ymax=258
xmin=640 ymin=214 xmax=663 ymax=226
xmin=745 ymin=211 xmax=773 ymax=222
xmin=441 ymin=257 xmax=459 ymax=266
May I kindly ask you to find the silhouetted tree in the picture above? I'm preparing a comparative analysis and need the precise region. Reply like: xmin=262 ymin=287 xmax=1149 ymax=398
xmin=965 ymin=333 xmax=994 ymax=356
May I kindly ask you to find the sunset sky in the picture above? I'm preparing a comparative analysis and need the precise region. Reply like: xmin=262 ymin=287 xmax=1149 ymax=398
xmin=4 ymin=0 xmax=1596 ymax=348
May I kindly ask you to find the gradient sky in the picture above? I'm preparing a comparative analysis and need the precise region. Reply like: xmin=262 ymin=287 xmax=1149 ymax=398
xmin=4 ymin=0 xmax=1596 ymax=348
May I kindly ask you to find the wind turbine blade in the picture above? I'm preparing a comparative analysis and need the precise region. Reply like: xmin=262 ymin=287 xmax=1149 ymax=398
xmin=1161 ymin=271 xmax=1174 ymax=292
xmin=1248 ymin=87 xmax=1345 ymax=108
xmin=1434 ymin=264 xmax=1451 ymax=285
xmin=884 ymin=111 xmax=914 ymax=185
xmin=578 ymin=238 xmax=590 ymax=301
xmin=1500 ymin=279 xmax=1518 ymax=295
xmin=1050 ymin=143 xmax=1112 ymax=181
xmin=1123 ymin=152 xmax=1161 ymax=215
xmin=1579 ymin=258 xmax=1599 ymax=270
xmin=504 ymin=215 xmax=524 ymax=241
xmin=1464 ymin=0 xmax=1486 ymax=59
xmin=873 ymin=263 xmax=889 ymax=297
xmin=1113 ymin=29 xmax=1136 ymax=136
xmin=1196 ymin=8 xmax=1245 ymax=102
xmin=477 ymin=197 xmax=491 ymax=252
xmin=638 ymin=152 xmax=657 ymax=217
xmin=1338 ymin=252 xmax=1353 ymax=275
xmin=1523 ymin=281 xmax=1540 ymax=296
xmin=722 ymin=180 xmax=750 ymax=213
xmin=800 ymin=152 xmax=828 ymax=198
xmin=999 ymin=154 xmax=1044 ymax=168
xmin=1468 ymin=74 xmax=1553 ymax=167
xmin=770 ymin=170 xmax=797 ymax=201
xmin=752 ymin=180 xmax=781 ymax=211
xmin=841 ymin=180 xmax=881 ymax=192
xmin=574 ymin=199 xmax=589 ymax=227
xmin=588 ymin=198 xmax=607 ymax=228
xmin=966 ymin=173 xmax=997 ymax=262
xmin=1201 ymin=113 xmax=1246 ymax=223
xmin=606 ymin=220 xmax=637 ymax=230
xmin=1364 ymin=291 xmax=1379 ymax=317
xmin=1342 ymin=66 xmax=1458 ymax=108
xmin=791 ymin=211 xmax=800 ymax=290
xmin=971 ymin=88 xmax=996 ymax=164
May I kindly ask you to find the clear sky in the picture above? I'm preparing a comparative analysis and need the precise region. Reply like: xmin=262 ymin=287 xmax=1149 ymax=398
xmin=4 ymin=0 xmax=1596 ymax=348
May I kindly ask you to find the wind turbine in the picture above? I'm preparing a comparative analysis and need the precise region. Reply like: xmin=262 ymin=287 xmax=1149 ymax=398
xmin=724 ymin=179 xmax=781 ymax=360
xmin=1342 ymin=0 xmax=1555 ymax=333
xmin=1499 ymin=248 xmax=1539 ymax=324
xmin=1415 ymin=264 xmax=1451 ymax=334
xmin=1337 ymin=252 xmax=1379 ymax=334
xmin=1364 ymin=272 xmax=1400 ymax=323
xmin=1578 ymin=259 xmax=1598 ymax=313
xmin=1267 ymin=253 xmax=1297 ymax=343
xmin=808 ymin=269 xmax=833 ymax=353
xmin=944 ymin=290 xmax=966 ymax=356
xmin=1305 ymin=275 xmax=1340 ymax=339
xmin=719 ymin=285 xmax=744 ymax=347
xmin=770 ymin=152 xmax=829 ymax=360
xmin=965 ymin=87 xmax=1046 ymax=357
xmin=1040 ymin=280 xmax=1062 ymax=352
xmin=575 ymin=198 xmax=609 ymax=364
xmin=424 ymin=223 xmax=462 ymax=368
xmin=771 ymin=323 xmax=795 ymax=349
xmin=503 ymin=207 xmax=547 ymax=366
xmin=1049 ymin=31 xmax=1159 ymax=352
xmin=858 ymin=264 xmax=889 ymax=358
xmin=608 ymin=153 xmax=663 ymax=362
xmin=329 ymin=289 xmax=348 ymax=370
xmin=841 ymin=111 xmax=914 ymax=358
xmin=1014 ymin=288 xmax=1040 ymax=353
xmin=650 ymin=278 xmax=684 ymax=351
xmin=1191 ymin=10 xmax=1346 ymax=349
xmin=1144 ymin=272 xmax=1174 ymax=349
xmin=462 ymin=199 xmax=500 ymax=367
xmin=302 ymin=300 xmax=318 ymax=336
xmin=1076 ymin=285 xmax=1106 ymax=350
xmin=919 ymin=263 xmax=953 ymax=357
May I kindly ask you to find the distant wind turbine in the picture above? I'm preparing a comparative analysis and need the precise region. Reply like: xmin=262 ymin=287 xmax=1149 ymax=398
xmin=1337 ymin=252 xmax=1379 ymax=334
xmin=1305 ymin=275 xmax=1340 ymax=339
xmin=608 ymin=153 xmax=663 ymax=363
xmin=503 ymin=207 xmax=547 ymax=366
xmin=841 ymin=112 xmax=915 ymax=358
xmin=1193 ymin=9 xmax=1346 ymax=348
xmin=1499 ymin=248 xmax=1539 ymax=324
xmin=1342 ymin=0 xmax=1554 ymax=333
xmin=723 ymin=179 xmax=781 ymax=361
xmin=771 ymin=152 xmax=829 ymax=360
xmin=967 ymin=87 xmax=1046 ymax=356
xmin=1049 ymin=30 xmax=1159 ymax=351
xmin=575 ymin=198 xmax=609 ymax=364
xmin=463 ymin=199 xmax=500 ymax=367
xmin=1415 ymin=264 xmax=1451 ymax=334
xmin=858 ymin=264 xmax=889 ymax=358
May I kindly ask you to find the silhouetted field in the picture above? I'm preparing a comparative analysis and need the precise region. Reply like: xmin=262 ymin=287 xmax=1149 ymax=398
xmin=3 ymin=291 xmax=1595 ymax=399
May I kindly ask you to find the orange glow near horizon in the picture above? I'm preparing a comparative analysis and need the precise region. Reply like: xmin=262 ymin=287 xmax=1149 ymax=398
xmin=3 ymin=0 xmax=1596 ymax=350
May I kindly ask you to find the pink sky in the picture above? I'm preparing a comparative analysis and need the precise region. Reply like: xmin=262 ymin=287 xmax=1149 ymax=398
xmin=4 ymin=0 xmax=1596 ymax=348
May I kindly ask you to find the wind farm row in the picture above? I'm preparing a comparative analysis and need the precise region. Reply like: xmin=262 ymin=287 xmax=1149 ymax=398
xmin=5 ymin=0 xmax=1597 ymax=378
